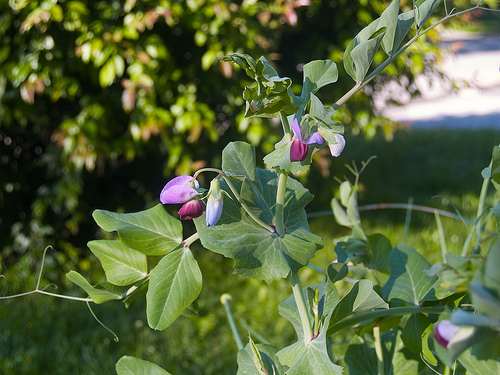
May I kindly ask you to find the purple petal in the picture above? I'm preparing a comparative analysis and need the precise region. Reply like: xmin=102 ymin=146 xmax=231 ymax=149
xmin=178 ymin=200 xmax=205 ymax=220
xmin=435 ymin=320 xmax=460 ymax=348
xmin=305 ymin=132 xmax=324 ymax=145
xmin=290 ymin=118 xmax=303 ymax=142
xmin=290 ymin=139 xmax=308 ymax=162
xmin=164 ymin=175 xmax=199 ymax=191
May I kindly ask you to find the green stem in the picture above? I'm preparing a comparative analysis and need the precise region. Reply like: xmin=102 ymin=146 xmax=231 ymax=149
xmin=275 ymin=171 xmax=288 ymax=236
xmin=183 ymin=232 xmax=199 ymax=248
xmin=374 ymin=325 xmax=384 ymax=375
xmin=221 ymin=294 xmax=244 ymax=350
xmin=475 ymin=161 xmax=491 ymax=250
xmin=290 ymin=272 xmax=313 ymax=344
xmin=327 ymin=306 xmax=444 ymax=336
xmin=280 ymin=111 xmax=291 ymax=137
xmin=222 ymin=175 xmax=275 ymax=233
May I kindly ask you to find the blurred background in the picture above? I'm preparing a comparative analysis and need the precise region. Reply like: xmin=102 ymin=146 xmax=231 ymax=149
xmin=1 ymin=0 xmax=499 ymax=373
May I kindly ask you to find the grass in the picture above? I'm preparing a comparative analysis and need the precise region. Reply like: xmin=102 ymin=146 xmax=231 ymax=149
xmin=1 ymin=127 xmax=499 ymax=374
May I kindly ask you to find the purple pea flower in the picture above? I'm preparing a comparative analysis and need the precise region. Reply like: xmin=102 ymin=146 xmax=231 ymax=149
xmin=290 ymin=118 xmax=324 ymax=162
xmin=160 ymin=175 xmax=204 ymax=220
xmin=435 ymin=320 xmax=460 ymax=348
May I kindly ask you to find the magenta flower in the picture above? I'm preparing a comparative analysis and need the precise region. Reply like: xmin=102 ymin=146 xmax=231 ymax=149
xmin=160 ymin=175 xmax=204 ymax=220
xmin=178 ymin=199 xmax=205 ymax=220
xmin=290 ymin=118 xmax=324 ymax=162
xmin=435 ymin=320 xmax=460 ymax=348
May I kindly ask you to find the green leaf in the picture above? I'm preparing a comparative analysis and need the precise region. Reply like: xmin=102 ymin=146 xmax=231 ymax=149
xmin=301 ymin=59 xmax=338 ymax=99
xmin=196 ymin=142 xmax=322 ymax=283
xmin=381 ymin=245 xmax=438 ymax=305
xmin=66 ymin=271 xmax=122 ymax=303
xmin=367 ymin=233 xmax=392 ymax=274
xmin=92 ymin=204 xmax=183 ymax=256
xmin=309 ymin=93 xmax=343 ymax=132
xmin=331 ymin=280 xmax=388 ymax=326
xmin=391 ymin=10 xmax=415 ymax=55
xmin=458 ymin=341 xmax=500 ymax=375
xmin=344 ymin=19 xmax=387 ymax=82
xmin=146 ymin=247 xmax=202 ymax=330
xmin=378 ymin=0 xmax=401 ymax=55
xmin=221 ymin=141 xmax=256 ymax=180
xmin=326 ymin=263 xmax=348 ymax=284
xmin=87 ymin=240 xmax=148 ymax=286
xmin=400 ymin=313 xmax=431 ymax=355
xmin=99 ymin=58 xmax=116 ymax=87
xmin=332 ymin=198 xmax=353 ymax=227
xmin=416 ymin=0 xmax=442 ymax=30
xmin=284 ymin=310 xmax=343 ymax=375
xmin=116 ymin=355 xmax=172 ymax=375
xmin=237 ymin=341 xmax=286 ymax=375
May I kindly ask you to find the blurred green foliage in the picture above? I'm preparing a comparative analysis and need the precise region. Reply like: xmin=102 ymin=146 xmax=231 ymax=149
xmin=0 ymin=0 xmax=454 ymax=275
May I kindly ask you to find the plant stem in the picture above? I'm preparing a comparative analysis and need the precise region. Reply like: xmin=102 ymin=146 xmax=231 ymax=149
xmin=327 ymin=306 xmax=444 ymax=336
xmin=374 ymin=325 xmax=384 ymax=375
xmin=183 ymin=232 xmax=199 ymax=248
xmin=222 ymin=175 xmax=275 ymax=233
xmin=280 ymin=111 xmax=291 ymax=137
xmin=221 ymin=294 xmax=245 ymax=350
xmin=275 ymin=171 xmax=288 ymax=236
xmin=290 ymin=271 xmax=313 ymax=344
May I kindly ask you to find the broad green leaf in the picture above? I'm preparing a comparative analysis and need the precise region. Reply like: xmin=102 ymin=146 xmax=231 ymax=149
xmin=339 ymin=180 xmax=352 ymax=207
xmin=92 ymin=204 xmax=183 ymax=256
xmin=146 ymin=247 xmax=202 ymax=330
xmin=344 ymin=19 xmax=387 ymax=82
xmin=330 ymin=280 xmax=388 ymax=326
xmin=116 ymin=355 xmax=172 ymax=375
xmin=309 ymin=94 xmax=343 ymax=132
xmin=458 ymin=341 xmax=500 ymax=375
xmin=285 ymin=310 xmax=343 ymax=375
xmin=378 ymin=0 xmax=401 ymax=55
xmin=66 ymin=270 xmax=122 ymax=303
xmin=88 ymin=240 xmax=148 ymax=286
xmin=349 ymin=27 xmax=386 ymax=82
xmin=381 ymin=245 xmax=438 ymax=305
xmin=332 ymin=198 xmax=353 ymax=227
xmin=196 ymin=142 xmax=322 ymax=283
xmin=326 ymin=263 xmax=348 ymax=284
xmin=416 ymin=0 xmax=443 ymax=30
xmin=483 ymin=238 xmax=500 ymax=294
xmin=237 ymin=342 xmax=286 ymax=375
xmin=367 ymin=233 xmax=392 ymax=274
xmin=391 ymin=10 xmax=415 ymax=55
xmin=400 ymin=313 xmax=431 ymax=354
xmin=221 ymin=140 xmax=256 ymax=180
xmin=301 ymin=59 xmax=338 ymax=99
xmin=344 ymin=337 xmax=377 ymax=375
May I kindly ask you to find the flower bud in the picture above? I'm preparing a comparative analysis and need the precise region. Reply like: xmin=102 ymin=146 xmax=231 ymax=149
xmin=329 ymin=133 xmax=346 ymax=157
xmin=290 ymin=139 xmax=308 ymax=162
xmin=206 ymin=179 xmax=223 ymax=227
xmin=178 ymin=199 xmax=205 ymax=220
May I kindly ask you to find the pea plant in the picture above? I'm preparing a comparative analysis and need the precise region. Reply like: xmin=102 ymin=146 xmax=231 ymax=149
xmin=3 ymin=0 xmax=500 ymax=374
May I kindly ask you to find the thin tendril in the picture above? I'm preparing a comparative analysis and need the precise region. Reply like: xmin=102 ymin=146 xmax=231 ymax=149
xmin=86 ymin=301 xmax=119 ymax=342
